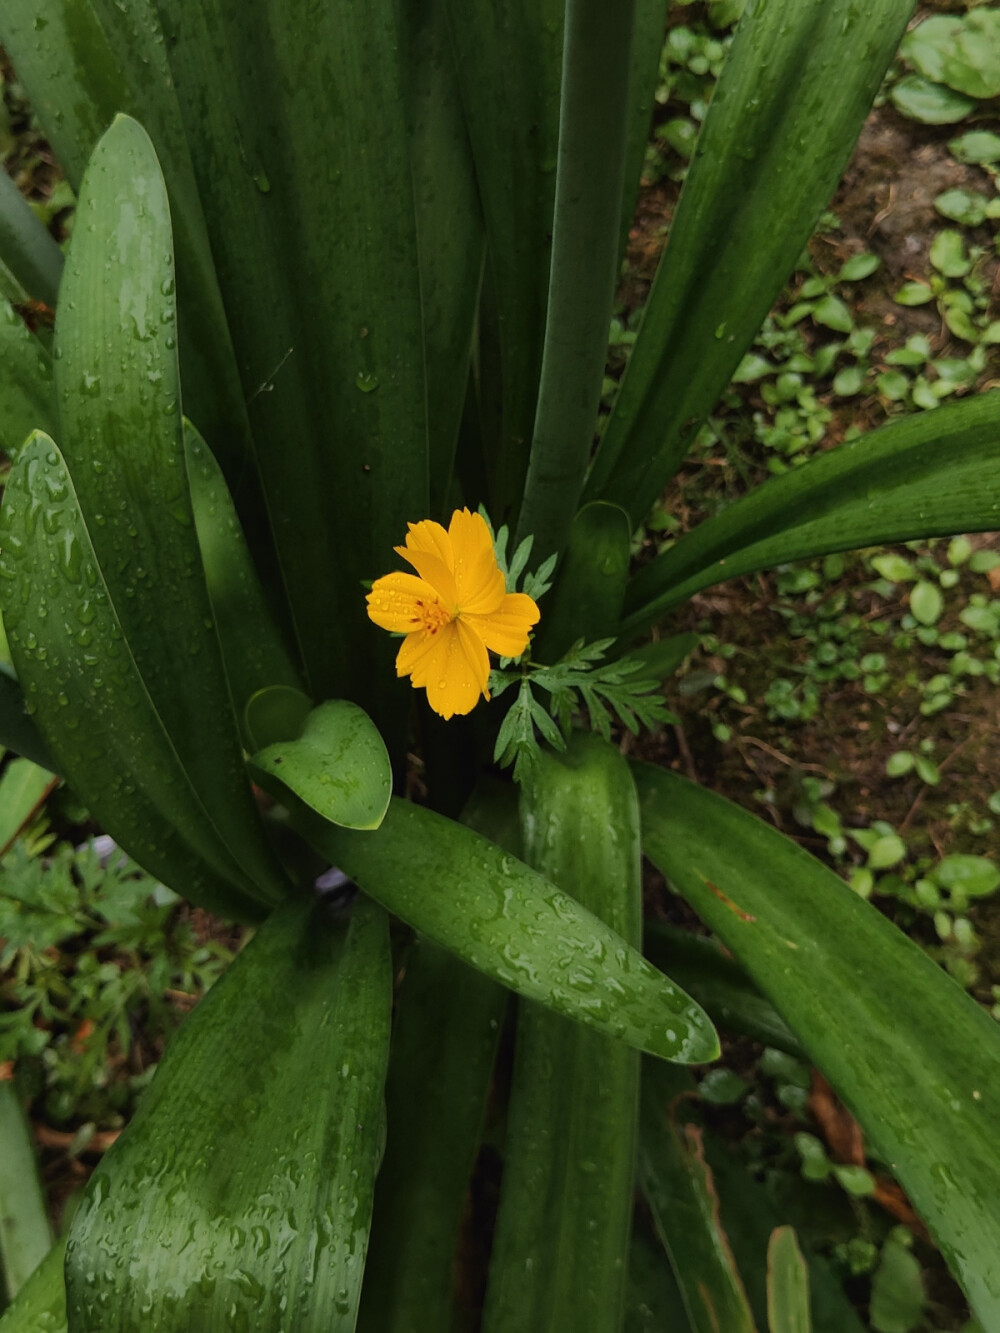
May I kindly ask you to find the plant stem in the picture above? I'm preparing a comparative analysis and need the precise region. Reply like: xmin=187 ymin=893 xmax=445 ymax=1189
xmin=514 ymin=0 xmax=637 ymax=562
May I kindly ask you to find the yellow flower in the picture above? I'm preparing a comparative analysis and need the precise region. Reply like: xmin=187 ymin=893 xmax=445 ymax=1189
xmin=366 ymin=509 xmax=540 ymax=719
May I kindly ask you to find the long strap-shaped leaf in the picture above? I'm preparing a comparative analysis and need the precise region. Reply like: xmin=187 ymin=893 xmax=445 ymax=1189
xmin=0 ymin=433 xmax=270 ymax=919
xmin=623 ymin=392 xmax=1000 ymax=636
xmin=0 ymin=299 xmax=54 ymax=461
xmin=357 ymin=940 xmax=506 ymax=1333
xmin=0 ymin=1237 xmax=66 ymax=1333
xmin=534 ymin=501 xmax=631 ymax=663
xmin=585 ymin=0 xmax=915 ymax=525
xmin=768 ymin=1228 xmax=811 ymax=1333
xmin=483 ymin=733 xmax=641 ymax=1332
xmin=295 ymin=795 xmax=719 ymax=1063
xmin=639 ymin=1059 xmax=757 ymax=1333
xmin=184 ymin=420 xmax=301 ymax=745
xmin=0 ymin=1083 xmax=53 ymax=1302
xmin=401 ymin=0 xmax=485 ymax=520
xmin=0 ymin=671 xmax=53 ymax=774
xmin=633 ymin=762 xmax=1000 ymax=1328
xmin=154 ymin=0 xmax=428 ymax=727
xmin=627 ymin=1228 xmax=694 ymax=1333
xmin=447 ymin=0 xmax=563 ymax=522
xmin=65 ymin=896 xmax=392 ymax=1332
xmin=0 ymin=759 xmax=57 ymax=857
xmin=515 ymin=0 xmax=638 ymax=562
xmin=0 ymin=0 xmax=262 ymax=497
xmin=0 ymin=169 xmax=63 ymax=309
xmin=53 ymin=115 xmax=287 ymax=906
xmin=644 ymin=922 xmax=804 ymax=1058
xmin=356 ymin=783 xmax=516 ymax=1332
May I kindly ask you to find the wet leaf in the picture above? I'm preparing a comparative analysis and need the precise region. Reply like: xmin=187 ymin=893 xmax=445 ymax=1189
xmin=634 ymin=763 xmax=1000 ymax=1328
xmin=65 ymin=897 xmax=392 ymax=1333
xmin=483 ymin=734 xmax=641 ymax=1331
xmin=622 ymin=393 xmax=1000 ymax=635
xmin=251 ymin=699 xmax=392 ymax=831
xmin=296 ymin=796 xmax=719 ymax=1064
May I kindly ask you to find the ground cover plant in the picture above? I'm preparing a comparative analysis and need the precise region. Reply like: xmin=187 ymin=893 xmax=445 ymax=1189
xmin=0 ymin=0 xmax=999 ymax=1330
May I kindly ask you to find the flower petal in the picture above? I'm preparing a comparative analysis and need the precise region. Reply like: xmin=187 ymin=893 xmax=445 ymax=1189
xmin=395 ymin=628 xmax=443 ymax=681
xmin=395 ymin=546 xmax=459 ymax=606
xmin=448 ymin=508 xmax=506 ymax=614
xmin=469 ymin=592 xmax=540 ymax=659
xmin=400 ymin=519 xmax=454 ymax=571
xmin=366 ymin=571 xmax=446 ymax=633
xmin=396 ymin=619 xmax=489 ymax=718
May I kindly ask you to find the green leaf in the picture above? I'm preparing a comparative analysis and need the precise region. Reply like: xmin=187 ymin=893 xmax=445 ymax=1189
xmin=869 ymin=1237 xmax=924 ymax=1333
xmin=400 ymin=0 xmax=483 ymax=518
xmin=838 ymin=252 xmax=880 ymax=283
xmin=295 ymin=796 xmax=719 ymax=1063
xmin=0 ymin=433 xmax=271 ymax=921
xmin=155 ymin=0 xmax=427 ymax=725
xmin=627 ymin=632 xmax=700 ymax=682
xmin=184 ymin=420 xmax=302 ymax=744
xmin=65 ymin=896 xmax=392 ymax=1332
xmin=514 ymin=0 xmax=638 ymax=560
xmin=633 ymin=762 xmax=1000 ymax=1329
xmin=639 ymin=1059 xmax=757 ymax=1333
xmin=0 ymin=1237 xmax=66 ymax=1333
xmin=893 ymin=281 xmax=935 ymax=307
xmin=357 ymin=940 xmax=505 ymax=1333
xmin=909 ymin=580 xmax=943 ymax=626
xmin=812 ymin=295 xmax=852 ymax=334
xmin=0 ymin=299 xmax=55 ymax=462
xmin=645 ymin=922 xmax=805 ymax=1058
xmin=767 ymin=1228 xmax=811 ymax=1333
xmin=865 ymin=834 xmax=906 ymax=871
xmin=585 ymin=0 xmax=914 ymax=525
xmin=621 ymin=393 xmax=1000 ymax=636
xmin=935 ymin=188 xmax=988 ymax=227
xmin=0 ymin=0 xmax=264 ymax=505
xmin=900 ymin=15 xmax=954 ymax=83
xmin=251 ymin=700 xmax=392 ymax=832
xmin=949 ymin=130 xmax=1000 ymax=166
xmin=0 ymin=759 xmax=57 ymax=858
xmin=0 ymin=671 xmax=53 ymax=774
xmin=877 ymin=371 xmax=910 ymax=402
xmin=0 ymin=1083 xmax=53 ymax=1301
xmin=40 ymin=116 xmax=287 ymax=907
xmin=483 ymin=733 xmax=641 ymax=1331
xmin=930 ymin=855 xmax=1000 ymax=899
xmin=0 ymin=168 xmax=63 ymax=308
xmin=626 ymin=1228 xmax=694 ymax=1333
xmin=446 ymin=0 xmax=562 ymax=518
xmin=889 ymin=75 xmax=975 ymax=125
xmin=244 ymin=685 xmax=313 ymax=754
xmin=940 ymin=11 xmax=1000 ymax=100
xmin=886 ymin=751 xmax=915 ymax=778
xmin=832 ymin=364 xmax=864 ymax=397
xmin=535 ymin=502 xmax=632 ymax=662
xmin=930 ymin=229 xmax=970 ymax=278
xmin=871 ymin=554 xmax=916 ymax=583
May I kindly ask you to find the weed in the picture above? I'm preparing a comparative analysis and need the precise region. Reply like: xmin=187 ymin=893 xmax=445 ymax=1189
xmin=0 ymin=835 xmax=234 ymax=1127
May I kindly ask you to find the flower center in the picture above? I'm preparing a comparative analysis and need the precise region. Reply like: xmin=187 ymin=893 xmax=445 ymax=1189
xmin=413 ymin=596 xmax=456 ymax=635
